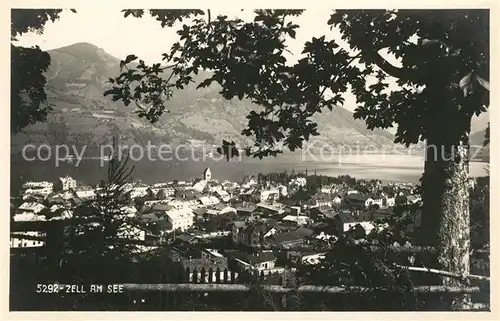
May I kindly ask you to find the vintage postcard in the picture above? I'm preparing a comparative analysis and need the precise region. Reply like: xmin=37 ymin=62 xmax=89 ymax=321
xmin=4 ymin=2 xmax=496 ymax=319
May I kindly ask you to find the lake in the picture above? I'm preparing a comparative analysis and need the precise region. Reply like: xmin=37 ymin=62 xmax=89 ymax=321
xmin=10 ymin=150 xmax=489 ymax=192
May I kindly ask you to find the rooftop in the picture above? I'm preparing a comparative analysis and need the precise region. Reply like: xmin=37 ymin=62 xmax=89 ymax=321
xmin=272 ymin=231 xmax=304 ymax=243
xmin=232 ymin=251 xmax=277 ymax=265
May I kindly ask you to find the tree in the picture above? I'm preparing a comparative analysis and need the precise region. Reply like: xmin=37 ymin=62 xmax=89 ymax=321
xmin=105 ymin=9 xmax=489 ymax=309
xmin=11 ymin=9 xmax=75 ymax=133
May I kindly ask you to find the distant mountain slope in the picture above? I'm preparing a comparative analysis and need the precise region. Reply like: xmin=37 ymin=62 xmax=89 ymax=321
xmin=470 ymin=109 xmax=489 ymax=135
xmin=470 ymin=129 xmax=488 ymax=146
xmin=11 ymin=42 xmax=396 ymax=153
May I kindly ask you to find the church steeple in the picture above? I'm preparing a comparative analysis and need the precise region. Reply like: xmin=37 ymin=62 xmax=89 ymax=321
xmin=203 ymin=167 xmax=212 ymax=181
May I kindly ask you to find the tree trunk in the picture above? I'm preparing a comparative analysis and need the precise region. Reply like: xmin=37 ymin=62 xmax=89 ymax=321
xmin=420 ymin=132 xmax=471 ymax=309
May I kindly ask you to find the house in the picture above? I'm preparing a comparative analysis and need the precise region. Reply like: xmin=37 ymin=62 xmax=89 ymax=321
xmin=369 ymin=197 xmax=385 ymax=208
xmin=281 ymin=215 xmax=311 ymax=226
xmin=254 ymin=189 xmax=280 ymax=203
xmin=315 ymin=231 xmax=337 ymax=242
xmin=142 ymin=202 xmax=174 ymax=218
xmin=151 ymin=186 xmax=176 ymax=197
xmin=382 ymin=196 xmax=396 ymax=207
xmin=73 ymin=187 xmax=96 ymax=200
xmin=406 ymin=195 xmax=421 ymax=204
xmin=344 ymin=193 xmax=373 ymax=209
xmin=198 ymin=196 xmax=220 ymax=207
xmin=289 ymin=206 xmax=301 ymax=216
xmin=172 ymin=199 xmax=198 ymax=209
xmin=146 ymin=220 xmax=173 ymax=235
xmin=240 ymin=178 xmax=258 ymax=189
xmin=128 ymin=186 xmax=150 ymax=199
xmin=22 ymin=193 xmax=46 ymax=202
xmin=174 ymin=234 xmax=201 ymax=245
xmin=120 ymin=206 xmax=137 ymax=217
xmin=176 ymin=189 xmax=203 ymax=201
xmin=192 ymin=180 xmax=207 ymax=193
xmin=256 ymin=202 xmax=285 ymax=215
xmin=290 ymin=177 xmax=307 ymax=187
xmin=232 ymin=221 xmax=246 ymax=244
xmin=310 ymin=192 xmax=334 ymax=208
xmin=320 ymin=185 xmax=335 ymax=194
xmin=214 ymin=189 xmax=231 ymax=202
xmin=309 ymin=206 xmax=329 ymax=220
xmin=193 ymin=207 xmax=207 ymax=220
xmin=270 ymin=231 xmax=305 ymax=249
xmin=395 ymin=194 xmax=422 ymax=206
xmin=136 ymin=212 xmax=166 ymax=225
xmin=236 ymin=206 xmax=256 ymax=217
xmin=166 ymin=208 xmax=195 ymax=231
xmin=333 ymin=212 xmax=372 ymax=237
xmin=18 ymin=202 xmax=46 ymax=214
xmin=206 ymin=204 xmax=236 ymax=216
xmin=169 ymin=246 xmax=231 ymax=283
xmin=332 ymin=211 xmax=386 ymax=236
xmin=14 ymin=202 xmax=47 ymax=222
xmin=295 ymin=227 xmax=315 ymax=238
xmin=23 ymin=181 xmax=54 ymax=197
xmin=13 ymin=213 xmax=46 ymax=222
xmin=238 ymin=222 xmax=273 ymax=248
xmin=10 ymin=231 xmax=46 ymax=248
xmin=48 ymin=205 xmax=73 ymax=220
xmin=300 ymin=252 xmax=326 ymax=265
xmin=22 ymin=181 xmax=53 ymax=190
xmin=231 ymin=250 xmax=277 ymax=272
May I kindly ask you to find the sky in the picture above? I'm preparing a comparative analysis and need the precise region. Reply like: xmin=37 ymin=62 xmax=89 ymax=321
xmin=13 ymin=8 xmax=492 ymax=134
xmin=16 ymin=8 xmax=339 ymax=66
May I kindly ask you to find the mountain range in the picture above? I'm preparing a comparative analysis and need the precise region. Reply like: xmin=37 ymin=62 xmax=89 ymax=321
xmin=11 ymin=42 xmax=489 ymax=154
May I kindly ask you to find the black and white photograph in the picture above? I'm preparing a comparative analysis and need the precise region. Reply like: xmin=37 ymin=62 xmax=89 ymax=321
xmin=8 ymin=5 xmax=492 ymax=313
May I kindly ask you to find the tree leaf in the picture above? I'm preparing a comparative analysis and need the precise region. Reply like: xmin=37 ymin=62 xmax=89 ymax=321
xmin=124 ymin=54 xmax=138 ymax=64
xmin=476 ymin=75 xmax=490 ymax=91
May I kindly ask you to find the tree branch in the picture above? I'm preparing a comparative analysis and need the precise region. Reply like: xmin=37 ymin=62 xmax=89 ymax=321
xmin=364 ymin=50 xmax=404 ymax=79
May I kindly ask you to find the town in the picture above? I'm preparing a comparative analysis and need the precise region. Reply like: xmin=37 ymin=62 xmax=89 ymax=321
xmin=10 ymin=165 xmax=450 ymax=285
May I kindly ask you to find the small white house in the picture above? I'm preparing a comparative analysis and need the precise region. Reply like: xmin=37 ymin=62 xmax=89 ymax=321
xmin=10 ymin=231 xmax=45 ymax=248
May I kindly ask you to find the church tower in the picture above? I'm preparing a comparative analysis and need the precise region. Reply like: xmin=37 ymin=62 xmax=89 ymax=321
xmin=203 ymin=167 xmax=212 ymax=181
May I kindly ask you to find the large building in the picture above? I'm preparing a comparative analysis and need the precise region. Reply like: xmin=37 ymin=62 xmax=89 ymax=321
xmin=166 ymin=208 xmax=195 ymax=231
xmin=203 ymin=167 xmax=212 ymax=181
xmin=22 ymin=181 xmax=54 ymax=197
xmin=59 ymin=176 xmax=77 ymax=191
